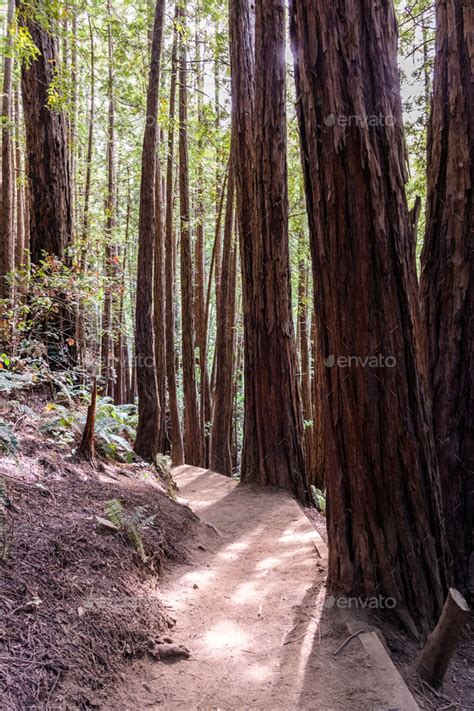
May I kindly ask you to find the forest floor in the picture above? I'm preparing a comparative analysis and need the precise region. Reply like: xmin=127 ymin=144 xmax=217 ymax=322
xmin=1 ymin=383 xmax=472 ymax=709
xmin=111 ymin=466 xmax=425 ymax=711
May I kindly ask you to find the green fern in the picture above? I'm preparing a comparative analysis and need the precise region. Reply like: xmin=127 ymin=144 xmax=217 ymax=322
xmin=0 ymin=418 xmax=19 ymax=457
xmin=0 ymin=371 xmax=34 ymax=394
xmin=105 ymin=498 xmax=124 ymax=528
xmin=310 ymin=485 xmax=326 ymax=514
xmin=104 ymin=499 xmax=154 ymax=563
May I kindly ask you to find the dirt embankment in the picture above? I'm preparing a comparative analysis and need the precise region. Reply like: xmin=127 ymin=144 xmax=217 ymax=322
xmin=0 ymin=415 xmax=208 ymax=709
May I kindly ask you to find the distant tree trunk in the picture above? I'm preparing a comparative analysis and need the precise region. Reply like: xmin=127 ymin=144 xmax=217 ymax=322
xmin=297 ymin=243 xmax=318 ymax=486
xmin=0 ymin=0 xmax=15 ymax=300
xmin=194 ymin=25 xmax=211 ymax=464
xmin=178 ymin=18 xmax=204 ymax=466
xmin=134 ymin=0 xmax=165 ymax=461
xmin=213 ymin=16 xmax=223 ymax=305
xmin=164 ymin=12 xmax=184 ymax=466
xmin=18 ymin=0 xmax=73 ymax=262
xmin=76 ymin=17 xmax=95 ymax=371
xmin=419 ymin=0 xmax=473 ymax=593
xmin=76 ymin=378 xmax=97 ymax=464
xmin=290 ymin=0 xmax=449 ymax=636
xmin=101 ymin=0 xmax=117 ymax=398
xmin=14 ymin=88 xmax=25 ymax=271
xmin=230 ymin=0 xmax=308 ymax=502
xmin=81 ymin=16 xmax=95 ymax=258
xmin=210 ymin=160 xmax=236 ymax=476
xmin=154 ymin=155 xmax=167 ymax=449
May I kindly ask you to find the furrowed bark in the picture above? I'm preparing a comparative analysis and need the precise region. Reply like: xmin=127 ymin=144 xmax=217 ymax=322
xmin=134 ymin=0 xmax=166 ymax=461
xmin=290 ymin=0 xmax=448 ymax=635
xmin=419 ymin=0 xmax=474 ymax=593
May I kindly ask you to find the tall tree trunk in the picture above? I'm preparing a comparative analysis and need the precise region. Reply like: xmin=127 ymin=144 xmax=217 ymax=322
xmin=81 ymin=16 xmax=95 ymax=259
xmin=154 ymin=155 xmax=167 ymax=448
xmin=290 ymin=0 xmax=449 ymax=636
xmin=210 ymin=159 xmax=236 ymax=476
xmin=194 ymin=20 xmax=212 ymax=464
xmin=17 ymin=0 xmax=75 ymax=366
xmin=419 ymin=0 xmax=473 ymax=593
xmin=14 ymin=87 xmax=25 ymax=272
xmin=230 ymin=0 xmax=308 ymax=502
xmin=164 ymin=11 xmax=184 ymax=466
xmin=76 ymin=17 xmax=95 ymax=371
xmin=178 ymin=16 xmax=204 ymax=466
xmin=134 ymin=0 xmax=165 ymax=460
xmin=0 ymin=0 xmax=15 ymax=300
xmin=18 ymin=0 xmax=73 ymax=261
xmin=101 ymin=0 xmax=117 ymax=397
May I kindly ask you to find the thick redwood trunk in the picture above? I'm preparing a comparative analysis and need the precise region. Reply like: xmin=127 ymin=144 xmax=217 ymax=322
xmin=419 ymin=0 xmax=473 ymax=592
xmin=290 ymin=0 xmax=448 ymax=636
xmin=230 ymin=0 xmax=308 ymax=502
xmin=179 ymin=21 xmax=204 ymax=466
xmin=134 ymin=0 xmax=165 ymax=460
xmin=17 ymin=1 xmax=73 ymax=263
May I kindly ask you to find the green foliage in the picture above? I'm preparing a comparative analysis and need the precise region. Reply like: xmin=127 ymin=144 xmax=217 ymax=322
xmin=104 ymin=498 xmax=156 ymax=563
xmin=310 ymin=485 xmax=326 ymax=515
xmin=0 ymin=371 xmax=35 ymax=394
xmin=0 ymin=419 xmax=19 ymax=457
xmin=40 ymin=396 xmax=138 ymax=461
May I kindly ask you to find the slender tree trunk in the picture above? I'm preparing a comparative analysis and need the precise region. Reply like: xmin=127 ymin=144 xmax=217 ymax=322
xmin=154 ymin=155 xmax=167 ymax=449
xmin=290 ymin=0 xmax=449 ymax=636
xmin=81 ymin=17 xmax=95 ymax=260
xmin=101 ymin=0 xmax=117 ymax=397
xmin=210 ymin=159 xmax=236 ymax=476
xmin=230 ymin=0 xmax=308 ymax=502
xmin=419 ymin=0 xmax=473 ymax=593
xmin=76 ymin=17 xmax=95 ymax=371
xmin=164 ymin=11 xmax=184 ymax=466
xmin=179 ymin=15 xmax=204 ymax=466
xmin=1 ymin=0 xmax=17 ymax=299
xmin=14 ymin=87 xmax=25 ymax=271
xmin=297 ymin=242 xmax=318 ymax=486
xmin=134 ymin=0 xmax=165 ymax=460
xmin=194 ymin=21 xmax=211 ymax=464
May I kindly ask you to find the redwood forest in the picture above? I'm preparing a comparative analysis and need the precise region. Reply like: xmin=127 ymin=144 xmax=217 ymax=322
xmin=0 ymin=0 xmax=472 ymax=709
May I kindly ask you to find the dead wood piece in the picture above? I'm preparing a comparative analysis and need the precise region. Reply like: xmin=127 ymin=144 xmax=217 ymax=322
xmin=415 ymin=588 xmax=469 ymax=687
xmin=151 ymin=643 xmax=190 ymax=661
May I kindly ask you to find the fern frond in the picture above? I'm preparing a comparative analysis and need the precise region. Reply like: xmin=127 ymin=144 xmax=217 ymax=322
xmin=105 ymin=498 xmax=124 ymax=528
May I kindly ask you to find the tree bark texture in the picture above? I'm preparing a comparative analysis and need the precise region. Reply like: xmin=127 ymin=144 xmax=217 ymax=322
xmin=230 ymin=0 xmax=308 ymax=503
xmin=134 ymin=0 xmax=165 ymax=461
xmin=164 ymin=12 xmax=184 ymax=466
xmin=419 ymin=0 xmax=474 ymax=593
xmin=17 ymin=0 xmax=73 ymax=262
xmin=290 ymin=0 xmax=448 ymax=636
xmin=179 ymin=20 xmax=204 ymax=467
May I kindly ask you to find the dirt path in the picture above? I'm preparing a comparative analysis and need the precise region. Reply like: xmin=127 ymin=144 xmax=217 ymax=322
xmin=114 ymin=466 xmax=414 ymax=710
